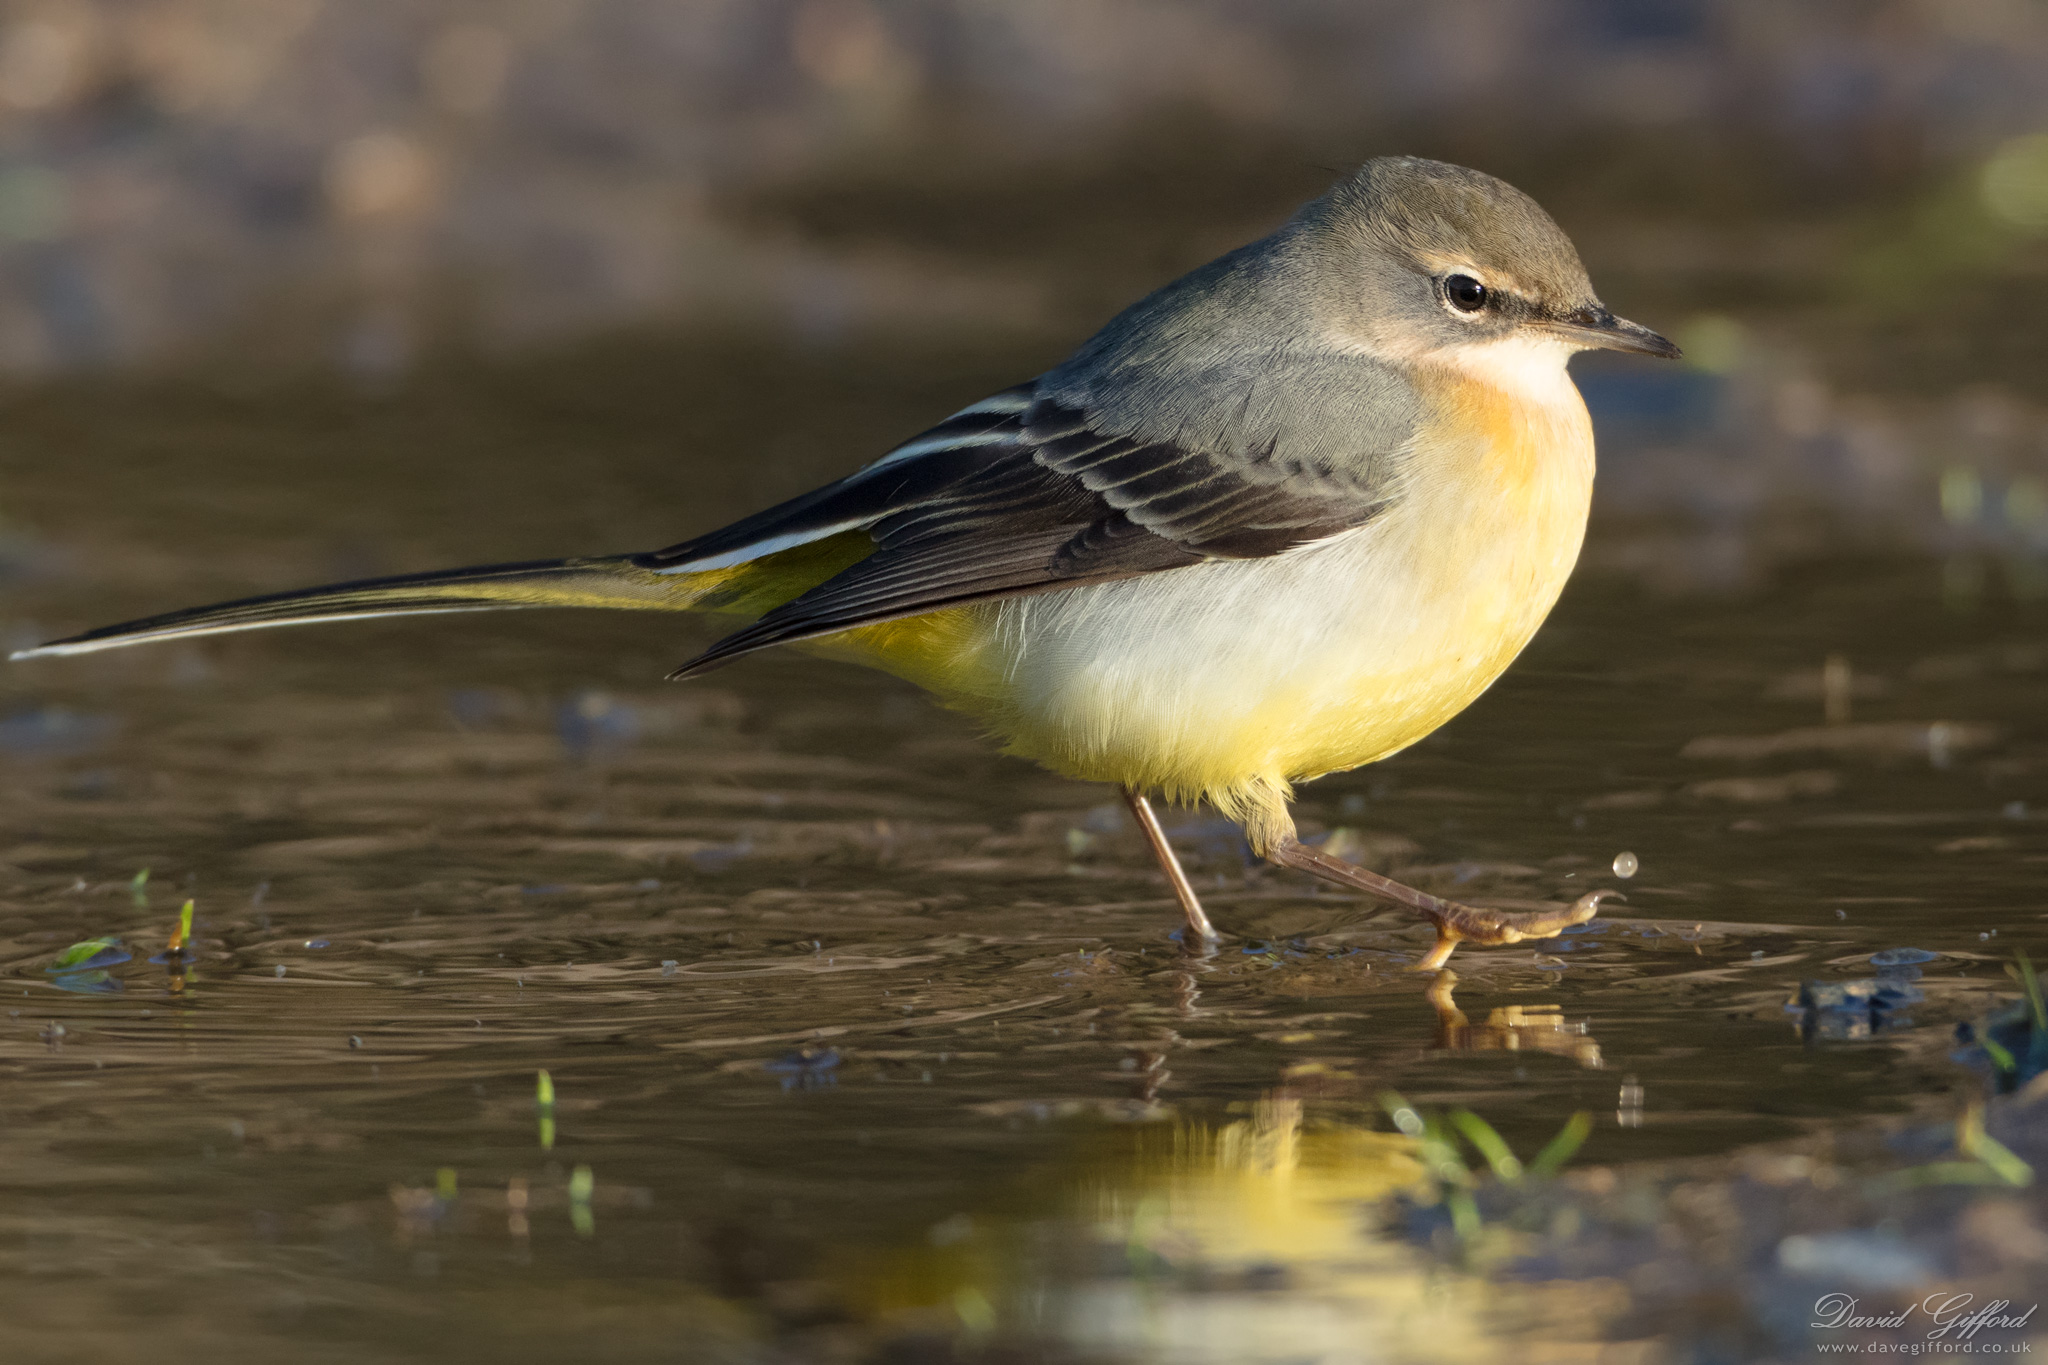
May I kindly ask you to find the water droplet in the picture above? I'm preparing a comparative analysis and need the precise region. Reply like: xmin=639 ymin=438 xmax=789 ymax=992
xmin=1612 ymin=851 xmax=1639 ymax=879
xmin=1928 ymin=722 xmax=1953 ymax=769
xmin=273 ymin=965 xmax=286 ymax=978
xmin=1871 ymin=948 xmax=1938 ymax=966
xmin=660 ymin=960 xmax=677 ymax=977
xmin=1822 ymin=653 xmax=1854 ymax=725
xmin=1617 ymin=1075 xmax=1644 ymax=1128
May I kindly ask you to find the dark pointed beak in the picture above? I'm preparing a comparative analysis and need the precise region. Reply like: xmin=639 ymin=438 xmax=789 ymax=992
xmin=1547 ymin=305 xmax=1682 ymax=359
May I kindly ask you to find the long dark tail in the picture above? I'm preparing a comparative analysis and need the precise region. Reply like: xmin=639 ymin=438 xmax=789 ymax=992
xmin=10 ymin=555 xmax=713 ymax=660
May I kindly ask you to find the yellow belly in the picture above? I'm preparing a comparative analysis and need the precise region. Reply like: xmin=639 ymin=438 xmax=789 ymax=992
xmin=817 ymin=363 xmax=1596 ymax=845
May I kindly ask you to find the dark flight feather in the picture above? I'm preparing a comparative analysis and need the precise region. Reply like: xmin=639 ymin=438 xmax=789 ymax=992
xmin=664 ymin=385 xmax=1396 ymax=677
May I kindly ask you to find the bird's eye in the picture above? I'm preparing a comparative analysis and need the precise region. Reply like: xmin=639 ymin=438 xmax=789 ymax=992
xmin=1443 ymin=274 xmax=1487 ymax=313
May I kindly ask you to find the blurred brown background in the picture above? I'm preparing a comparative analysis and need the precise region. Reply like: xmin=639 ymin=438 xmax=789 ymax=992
xmin=1 ymin=0 xmax=2046 ymax=585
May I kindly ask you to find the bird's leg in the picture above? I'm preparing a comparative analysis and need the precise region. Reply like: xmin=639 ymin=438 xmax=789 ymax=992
xmin=1424 ymin=969 xmax=1469 ymax=1046
xmin=1424 ymin=968 xmax=1464 ymax=1023
xmin=1264 ymin=827 xmax=1613 ymax=970
xmin=1121 ymin=786 xmax=1219 ymax=946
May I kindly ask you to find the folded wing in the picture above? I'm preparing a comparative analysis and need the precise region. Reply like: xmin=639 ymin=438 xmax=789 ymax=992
xmin=658 ymin=380 xmax=1401 ymax=678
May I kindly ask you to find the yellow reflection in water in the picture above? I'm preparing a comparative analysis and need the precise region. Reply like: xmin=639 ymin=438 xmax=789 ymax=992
xmin=1427 ymin=970 xmax=1604 ymax=1068
xmin=842 ymin=1090 xmax=1621 ymax=1362
xmin=1083 ymin=1095 xmax=1423 ymax=1270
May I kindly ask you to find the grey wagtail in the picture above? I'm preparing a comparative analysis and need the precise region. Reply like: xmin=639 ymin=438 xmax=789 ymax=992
xmin=13 ymin=157 xmax=1677 ymax=968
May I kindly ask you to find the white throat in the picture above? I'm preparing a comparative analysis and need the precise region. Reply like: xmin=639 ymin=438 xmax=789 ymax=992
xmin=1436 ymin=333 xmax=1581 ymax=404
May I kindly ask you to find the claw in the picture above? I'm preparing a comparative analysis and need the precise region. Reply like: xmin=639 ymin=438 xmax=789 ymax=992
xmin=1571 ymin=888 xmax=1624 ymax=918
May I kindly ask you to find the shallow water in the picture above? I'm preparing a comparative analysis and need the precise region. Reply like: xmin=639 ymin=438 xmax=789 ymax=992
xmin=0 ymin=346 xmax=2042 ymax=1362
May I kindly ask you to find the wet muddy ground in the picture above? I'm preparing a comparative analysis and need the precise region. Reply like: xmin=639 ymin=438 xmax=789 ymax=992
xmin=0 ymin=336 xmax=2043 ymax=1362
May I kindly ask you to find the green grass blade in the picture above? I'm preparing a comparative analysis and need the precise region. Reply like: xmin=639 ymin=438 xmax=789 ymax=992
xmin=2018 ymin=951 xmax=2047 ymax=1033
xmin=1958 ymin=1107 xmax=2034 ymax=1187
xmin=51 ymin=937 xmax=122 ymax=970
xmin=1446 ymin=1187 xmax=1481 ymax=1242
xmin=1377 ymin=1090 xmax=1425 ymax=1138
xmin=1527 ymin=1111 xmax=1595 ymax=1179
xmin=1448 ymin=1108 xmax=1523 ymax=1182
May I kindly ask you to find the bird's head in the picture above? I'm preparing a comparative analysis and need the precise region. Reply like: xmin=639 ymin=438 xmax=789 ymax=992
xmin=1306 ymin=156 xmax=1679 ymax=370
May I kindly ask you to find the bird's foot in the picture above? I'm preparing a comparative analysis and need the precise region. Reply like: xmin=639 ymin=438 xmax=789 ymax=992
xmin=1412 ymin=888 xmax=1616 ymax=969
xmin=1266 ymin=834 xmax=1617 ymax=970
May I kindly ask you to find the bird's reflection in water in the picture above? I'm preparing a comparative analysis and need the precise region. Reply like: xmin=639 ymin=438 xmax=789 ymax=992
xmin=839 ymin=976 xmax=1610 ymax=1356
xmin=841 ymin=1086 xmax=1589 ymax=1360
xmin=1425 ymin=970 xmax=1602 ymax=1068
